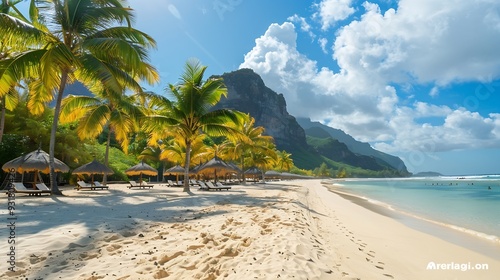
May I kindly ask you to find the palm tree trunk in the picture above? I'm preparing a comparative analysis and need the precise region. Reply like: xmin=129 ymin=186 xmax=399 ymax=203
xmin=0 ymin=97 xmax=5 ymax=143
xmin=183 ymin=140 xmax=191 ymax=192
xmin=49 ymin=71 xmax=68 ymax=195
xmin=240 ymin=156 xmax=246 ymax=185
xmin=103 ymin=128 xmax=111 ymax=186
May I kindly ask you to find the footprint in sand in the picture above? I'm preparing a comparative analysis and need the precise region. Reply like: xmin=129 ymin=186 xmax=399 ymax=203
xmin=106 ymin=244 xmax=122 ymax=253
xmin=158 ymin=251 xmax=185 ymax=265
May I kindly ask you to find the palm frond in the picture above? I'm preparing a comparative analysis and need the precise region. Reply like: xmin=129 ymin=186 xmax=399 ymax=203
xmin=77 ymin=104 xmax=111 ymax=139
xmin=0 ymin=13 xmax=46 ymax=46
xmin=0 ymin=50 xmax=45 ymax=95
xmin=3 ymin=87 xmax=19 ymax=111
xmin=60 ymin=95 xmax=100 ymax=123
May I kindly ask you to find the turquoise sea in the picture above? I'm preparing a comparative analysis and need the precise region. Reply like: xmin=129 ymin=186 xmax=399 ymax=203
xmin=332 ymin=175 xmax=500 ymax=253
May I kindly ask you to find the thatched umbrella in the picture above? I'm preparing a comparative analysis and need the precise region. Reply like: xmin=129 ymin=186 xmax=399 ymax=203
xmin=197 ymin=156 xmax=237 ymax=182
xmin=72 ymin=159 xmax=114 ymax=182
xmin=265 ymin=170 xmax=282 ymax=181
xmin=244 ymin=167 xmax=262 ymax=181
xmin=2 ymin=148 xmax=69 ymax=185
xmin=125 ymin=162 xmax=158 ymax=184
xmin=164 ymin=165 xmax=185 ymax=183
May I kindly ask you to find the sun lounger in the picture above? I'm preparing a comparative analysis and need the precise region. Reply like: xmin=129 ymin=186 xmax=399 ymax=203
xmin=189 ymin=179 xmax=200 ymax=186
xmin=35 ymin=183 xmax=52 ymax=194
xmin=75 ymin=181 xmax=94 ymax=190
xmin=93 ymin=181 xmax=109 ymax=190
xmin=128 ymin=180 xmax=153 ymax=189
xmin=198 ymin=181 xmax=231 ymax=191
xmin=198 ymin=181 xmax=209 ymax=191
xmin=215 ymin=182 xmax=232 ymax=190
xmin=167 ymin=180 xmax=182 ymax=187
xmin=208 ymin=181 xmax=231 ymax=191
xmin=10 ymin=183 xmax=49 ymax=196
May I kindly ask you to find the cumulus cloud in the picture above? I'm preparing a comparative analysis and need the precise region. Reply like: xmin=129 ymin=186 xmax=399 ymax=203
xmin=240 ymin=0 xmax=500 ymax=156
xmin=333 ymin=0 xmax=500 ymax=85
xmin=314 ymin=0 xmax=356 ymax=30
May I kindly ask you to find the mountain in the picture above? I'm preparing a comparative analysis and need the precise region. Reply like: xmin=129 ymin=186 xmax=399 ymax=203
xmin=413 ymin=171 xmax=443 ymax=177
xmin=305 ymin=127 xmax=394 ymax=171
xmin=213 ymin=68 xmax=308 ymax=151
xmin=214 ymin=68 xmax=409 ymax=175
xmin=296 ymin=118 xmax=408 ymax=171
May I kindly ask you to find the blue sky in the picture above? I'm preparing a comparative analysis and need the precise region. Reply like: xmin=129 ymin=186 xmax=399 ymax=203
xmin=17 ymin=0 xmax=500 ymax=175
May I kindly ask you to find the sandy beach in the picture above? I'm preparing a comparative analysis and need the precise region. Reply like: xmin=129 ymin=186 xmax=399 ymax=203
xmin=1 ymin=179 xmax=499 ymax=279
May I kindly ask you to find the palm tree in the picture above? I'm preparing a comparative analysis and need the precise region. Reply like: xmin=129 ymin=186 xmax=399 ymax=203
xmin=159 ymin=135 xmax=212 ymax=168
xmin=144 ymin=59 xmax=243 ymax=192
xmin=0 ymin=0 xmax=23 ymax=143
xmin=221 ymin=114 xmax=276 ymax=183
xmin=276 ymin=150 xmax=294 ymax=172
xmin=60 ymin=90 xmax=144 ymax=185
xmin=0 ymin=0 xmax=158 ymax=194
xmin=251 ymin=143 xmax=278 ymax=182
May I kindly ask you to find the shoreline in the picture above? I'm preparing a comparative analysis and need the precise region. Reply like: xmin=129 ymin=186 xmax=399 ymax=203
xmin=312 ymin=179 xmax=500 ymax=279
xmin=322 ymin=180 xmax=500 ymax=260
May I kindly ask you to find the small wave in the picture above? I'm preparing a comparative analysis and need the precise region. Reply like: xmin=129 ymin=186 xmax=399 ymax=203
xmin=399 ymin=209 xmax=500 ymax=244
xmin=325 ymin=185 xmax=500 ymax=245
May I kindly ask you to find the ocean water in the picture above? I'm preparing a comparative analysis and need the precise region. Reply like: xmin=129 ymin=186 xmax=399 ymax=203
xmin=333 ymin=175 xmax=500 ymax=243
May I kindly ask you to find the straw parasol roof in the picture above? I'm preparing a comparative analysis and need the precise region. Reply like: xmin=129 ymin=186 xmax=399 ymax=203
xmin=265 ymin=170 xmax=282 ymax=179
xmin=244 ymin=167 xmax=262 ymax=175
xmin=163 ymin=165 xmax=185 ymax=175
xmin=73 ymin=159 xmax=113 ymax=182
xmin=197 ymin=156 xmax=237 ymax=180
xmin=164 ymin=165 xmax=185 ymax=183
xmin=125 ymin=162 xmax=158 ymax=182
xmin=2 ymin=148 xmax=69 ymax=174
xmin=126 ymin=162 xmax=157 ymax=176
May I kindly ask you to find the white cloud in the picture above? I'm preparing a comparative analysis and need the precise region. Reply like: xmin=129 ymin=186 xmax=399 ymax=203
xmin=287 ymin=14 xmax=315 ymax=39
xmin=314 ymin=0 xmax=356 ymax=30
xmin=318 ymin=37 xmax=328 ymax=53
xmin=241 ymin=0 xmax=500 ymax=156
xmin=334 ymin=0 xmax=500 ymax=85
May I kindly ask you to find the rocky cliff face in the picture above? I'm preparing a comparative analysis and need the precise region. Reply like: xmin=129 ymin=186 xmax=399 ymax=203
xmin=213 ymin=68 xmax=408 ymax=174
xmin=213 ymin=68 xmax=307 ymax=150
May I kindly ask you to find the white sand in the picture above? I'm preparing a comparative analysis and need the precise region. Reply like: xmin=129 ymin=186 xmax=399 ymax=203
xmin=1 ymin=179 xmax=498 ymax=279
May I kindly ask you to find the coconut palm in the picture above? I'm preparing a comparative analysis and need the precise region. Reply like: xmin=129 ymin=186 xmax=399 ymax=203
xmin=220 ymin=114 xmax=276 ymax=183
xmin=0 ymin=0 xmax=158 ymax=194
xmin=276 ymin=150 xmax=294 ymax=172
xmin=144 ymin=59 xmax=243 ymax=192
xmin=60 ymin=90 xmax=144 ymax=185
xmin=0 ymin=0 xmax=23 ymax=143
xmin=251 ymin=143 xmax=278 ymax=182
xmin=159 ymin=135 xmax=212 ymax=168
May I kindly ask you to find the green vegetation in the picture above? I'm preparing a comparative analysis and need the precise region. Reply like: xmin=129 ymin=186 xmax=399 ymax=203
xmin=0 ymin=0 xmax=158 ymax=194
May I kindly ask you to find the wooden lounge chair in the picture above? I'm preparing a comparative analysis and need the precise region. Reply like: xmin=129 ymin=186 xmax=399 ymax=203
xmin=197 ymin=181 xmax=209 ymax=191
xmin=75 ymin=180 xmax=94 ymax=190
xmin=11 ymin=183 xmax=48 ymax=196
xmin=93 ymin=181 xmax=109 ymax=190
xmin=35 ymin=183 xmax=52 ymax=194
xmin=167 ymin=180 xmax=182 ymax=187
xmin=207 ymin=181 xmax=231 ymax=191
xmin=189 ymin=179 xmax=200 ymax=187
xmin=215 ymin=182 xmax=232 ymax=190
xmin=128 ymin=180 xmax=153 ymax=189
xmin=198 ymin=181 xmax=231 ymax=191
